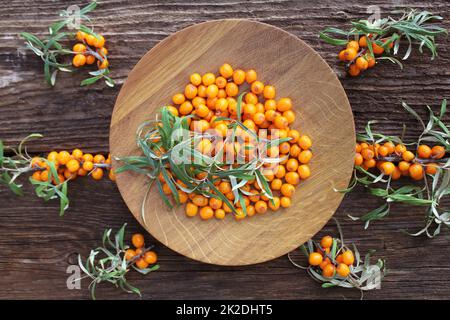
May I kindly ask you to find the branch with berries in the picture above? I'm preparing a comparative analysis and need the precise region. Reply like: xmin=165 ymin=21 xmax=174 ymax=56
xmin=319 ymin=10 xmax=447 ymax=76
xmin=0 ymin=134 xmax=115 ymax=216
xmin=339 ymin=99 xmax=450 ymax=237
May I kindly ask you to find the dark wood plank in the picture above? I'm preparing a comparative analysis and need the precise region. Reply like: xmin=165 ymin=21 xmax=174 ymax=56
xmin=0 ymin=0 xmax=449 ymax=299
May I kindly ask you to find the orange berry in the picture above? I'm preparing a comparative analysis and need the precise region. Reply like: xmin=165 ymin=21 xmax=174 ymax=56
xmin=209 ymin=197 xmax=223 ymax=210
xmin=426 ymin=163 xmax=439 ymax=175
xmin=245 ymin=69 xmax=257 ymax=83
xmin=85 ymin=34 xmax=96 ymax=46
xmin=354 ymin=153 xmax=363 ymax=166
xmin=135 ymin=258 xmax=149 ymax=269
xmin=280 ymin=196 xmax=291 ymax=208
xmin=268 ymin=196 xmax=280 ymax=211
xmin=132 ymin=233 xmax=145 ymax=248
xmin=286 ymin=158 xmax=299 ymax=172
xmin=308 ymin=252 xmax=323 ymax=266
xmin=206 ymin=84 xmax=219 ymax=98
xmin=320 ymin=236 xmax=333 ymax=248
xmin=143 ymin=251 xmax=158 ymax=264
xmin=344 ymin=47 xmax=358 ymax=61
xmin=179 ymin=101 xmax=193 ymax=115
xmin=172 ymin=93 xmax=185 ymax=105
xmin=255 ymin=200 xmax=267 ymax=214
xmin=285 ymin=171 xmax=300 ymax=185
xmin=124 ymin=249 xmax=136 ymax=261
xmin=342 ymin=250 xmax=355 ymax=265
xmin=348 ymin=63 xmax=360 ymax=76
xmin=94 ymin=154 xmax=106 ymax=164
xmin=97 ymin=59 xmax=109 ymax=70
xmin=347 ymin=40 xmax=360 ymax=51
xmin=298 ymin=135 xmax=312 ymax=150
xmin=31 ymin=171 xmax=41 ymax=181
xmin=298 ymin=150 xmax=313 ymax=164
xmin=190 ymin=73 xmax=202 ymax=86
xmin=220 ymin=63 xmax=234 ymax=78
xmin=417 ymin=145 xmax=432 ymax=159
xmin=361 ymin=148 xmax=374 ymax=160
xmin=83 ymin=161 xmax=94 ymax=171
xmin=215 ymin=76 xmax=227 ymax=89
xmin=197 ymin=85 xmax=207 ymax=97
xmin=72 ymin=148 xmax=83 ymax=160
xmin=338 ymin=50 xmax=347 ymax=61
xmin=270 ymin=178 xmax=283 ymax=191
xmin=380 ymin=161 xmax=395 ymax=175
xmin=366 ymin=54 xmax=376 ymax=68
xmin=232 ymin=69 xmax=246 ymax=85
xmin=431 ymin=145 xmax=445 ymax=159
xmin=93 ymin=35 xmax=105 ymax=48
xmin=199 ymin=206 xmax=214 ymax=220
xmin=251 ymin=81 xmax=264 ymax=95
xmin=82 ymin=153 xmax=94 ymax=162
xmin=337 ymin=263 xmax=350 ymax=277
xmin=184 ymin=84 xmax=198 ymax=99
xmin=356 ymin=57 xmax=368 ymax=70
xmin=218 ymin=181 xmax=231 ymax=194
xmin=72 ymin=54 xmax=86 ymax=67
xmin=377 ymin=146 xmax=389 ymax=157
xmin=91 ymin=167 xmax=104 ymax=180
xmin=276 ymin=98 xmax=292 ymax=112
xmin=66 ymin=159 xmax=80 ymax=173
xmin=185 ymin=202 xmax=198 ymax=217
xmin=215 ymin=208 xmax=226 ymax=219
xmin=398 ymin=161 xmax=410 ymax=172
xmin=57 ymin=151 xmax=71 ymax=165
xmin=297 ymin=165 xmax=311 ymax=180
xmin=72 ymin=43 xmax=86 ymax=53
xmin=409 ymin=163 xmax=424 ymax=180
xmin=402 ymin=150 xmax=415 ymax=162
xmin=359 ymin=36 xmax=368 ymax=47
xmin=202 ymin=73 xmax=216 ymax=86
xmin=372 ymin=42 xmax=385 ymax=55
xmin=280 ymin=183 xmax=295 ymax=197
xmin=274 ymin=116 xmax=288 ymax=129
xmin=108 ymin=169 xmax=116 ymax=181
xmin=225 ymin=82 xmax=239 ymax=97
xmin=76 ymin=31 xmax=86 ymax=41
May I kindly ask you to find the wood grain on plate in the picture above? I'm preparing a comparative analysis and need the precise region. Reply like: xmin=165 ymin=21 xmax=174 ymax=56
xmin=110 ymin=19 xmax=355 ymax=265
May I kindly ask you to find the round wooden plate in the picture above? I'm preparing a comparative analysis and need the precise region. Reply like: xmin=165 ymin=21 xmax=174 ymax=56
xmin=110 ymin=19 xmax=355 ymax=266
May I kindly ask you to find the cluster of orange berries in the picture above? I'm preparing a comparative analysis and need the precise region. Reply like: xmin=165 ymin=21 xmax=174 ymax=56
xmin=72 ymin=31 xmax=109 ymax=69
xmin=308 ymin=235 xmax=354 ymax=278
xmin=124 ymin=233 xmax=158 ymax=270
xmin=162 ymin=63 xmax=313 ymax=220
xmin=30 ymin=149 xmax=115 ymax=184
xmin=355 ymin=141 xmax=446 ymax=180
xmin=338 ymin=36 xmax=393 ymax=76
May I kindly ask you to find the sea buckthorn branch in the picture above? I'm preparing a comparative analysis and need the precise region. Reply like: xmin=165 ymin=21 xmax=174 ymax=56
xmin=342 ymin=100 xmax=450 ymax=237
xmin=319 ymin=9 xmax=447 ymax=76
xmin=0 ymin=134 xmax=115 ymax=216
xmin=77 ymin=224 xmax=159 ymax=300
xmin=20 ymin=1 xmax=114 ymax=87
xmin=289 ymin=219 xmax=386 ymax=295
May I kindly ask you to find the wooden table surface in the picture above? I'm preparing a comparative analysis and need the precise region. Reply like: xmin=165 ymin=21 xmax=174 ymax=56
xmin=1 ymin=0 xmax=449 ymax=300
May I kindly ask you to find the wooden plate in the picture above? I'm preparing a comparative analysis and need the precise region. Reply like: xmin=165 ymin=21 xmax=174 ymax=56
xmin=110 ymin=19 xmax=355 ymax=266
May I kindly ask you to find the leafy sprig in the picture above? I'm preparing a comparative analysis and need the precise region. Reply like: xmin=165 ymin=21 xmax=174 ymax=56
xmin=0 ymin=134 xmax=69 ymax=215
xmin=342 ymin=100 xmax=450 ymax=237
xmin=77 ymin=224 xmax=159 ymax=300
xmin=20 ymin=1 xmax=114 ymax=87
xmin=289 ymin=219 xmax=386 ymax=296
xmin=320 ymin=9 xmax=447 ymax=67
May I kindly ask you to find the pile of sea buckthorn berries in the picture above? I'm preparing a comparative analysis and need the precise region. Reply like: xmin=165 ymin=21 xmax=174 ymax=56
xmin=72 ymin=31 xmax=109 ymax=69
xmin=30 ymin=149 xmax=116 ymax=184
xmin=124 ymin=233 xmax=158 ymax=269
xmin=338 ymin=36 xmax=393 ymax=76
xmin=162 ymin=63 xmax=312 ymax=221
xmin=308 ymin=235 xmax=354 ymax=278
xmin=355 ymin=141 xmax=446 ymax=180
